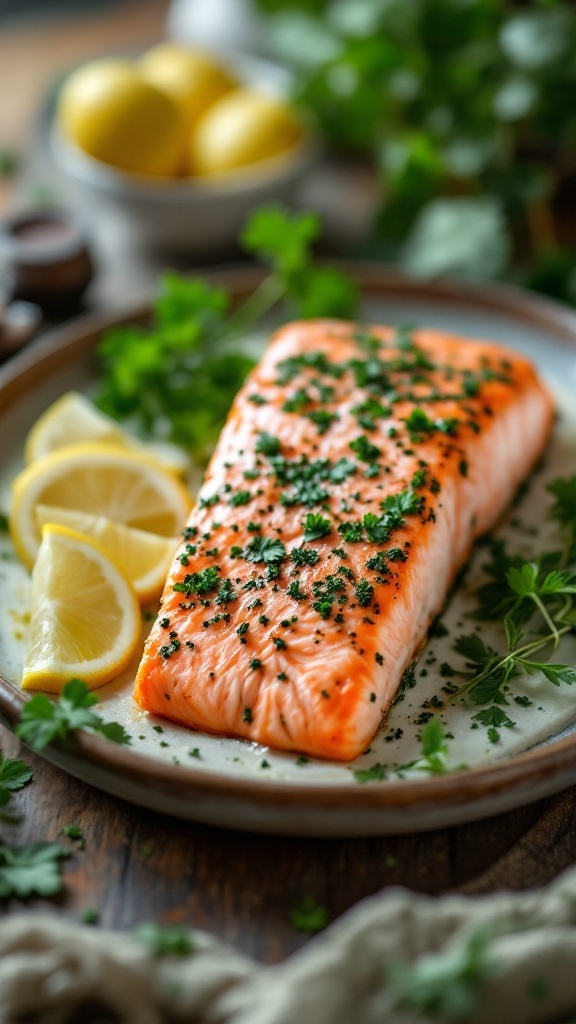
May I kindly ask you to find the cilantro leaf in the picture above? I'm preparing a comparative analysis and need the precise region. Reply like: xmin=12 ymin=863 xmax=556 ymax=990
xmin=15 ymin=679 xmax=131 ymax=752
xmin=0 ymin=842 xmax=70 ymax=899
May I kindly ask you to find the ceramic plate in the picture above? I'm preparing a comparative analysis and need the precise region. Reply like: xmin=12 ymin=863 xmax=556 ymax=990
xmin=1 ymin=264 xmax=576 ymax=836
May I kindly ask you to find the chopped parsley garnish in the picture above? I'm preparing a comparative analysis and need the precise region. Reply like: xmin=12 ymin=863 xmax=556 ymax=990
xmin=271 ymin=454 xmax=331 ymax=507
xmin=216 ymin=578 xmax=237 ymax=604
xmin=366 ymin=552 xmax=389 ymax=573
xmin=329 ymin=458 xmax=357 ymax=483
xmin=355 ymin=579 xmax=374 ymax=607
xmin=338 ymin=521 xmax=364 ymax=543
xmin=290 ymin=546 xmax=320 ymax=567
xmin=354 ymin=762 xmax=387 ymax=783
xmin=173 ymin=566 xmax=220 ymax=596
xmin=236 ymin=622 xmax=250 ymax=643
xmin=380 ymin=487 xmax=423 ymax=525
xmin=229 ymin=490 xmax=251 ymax=507
xmin=275 ymin=351 xmax=345 ymax=386
xmin=303 ymin=513 xmax=332 ymax=542
xmin=287 ymin=581 xmax=307 ymax=600
xmin=404 ymin=407 xmax=460 ymax=439
xmin=255 ymin=432 xmax=281 ymax=456
xmin=283 ymin=387 xmax=311 ymax=412
xmin=245 ymin=536 xmax=286 ymax=565
xmin=306 ymin=409 xmax=339 ymax=434
xmin=349 ymin=434 xmax=381 ymax=462
xmin=348 ymin=356 xmax=391 ymax=394
xmin=160 ymin=636 xmax=180 ymax=659
xmin=243 ymin=707 xmax=253 ymax=722
xmin=362 ymin=513 xmax=391 ymax=543
xmin=351 ymin=397 xmax=391 ymax=430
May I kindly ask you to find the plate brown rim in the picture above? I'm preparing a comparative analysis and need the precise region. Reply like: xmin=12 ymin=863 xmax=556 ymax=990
xmin=1 ymin=261 xmax=576 ymax=815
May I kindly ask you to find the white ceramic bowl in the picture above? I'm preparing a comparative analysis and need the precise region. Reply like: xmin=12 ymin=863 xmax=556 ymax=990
xmin=51 ymin=55 xmax=318 ymax=256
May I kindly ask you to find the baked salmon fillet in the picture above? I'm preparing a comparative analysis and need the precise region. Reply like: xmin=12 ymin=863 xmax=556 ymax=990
xmin=134 ymin=320 xmax=553 ymax=760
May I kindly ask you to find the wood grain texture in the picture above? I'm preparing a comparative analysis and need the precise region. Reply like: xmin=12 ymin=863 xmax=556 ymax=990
xmin=0 ymin=721 xmax=557 ymax=964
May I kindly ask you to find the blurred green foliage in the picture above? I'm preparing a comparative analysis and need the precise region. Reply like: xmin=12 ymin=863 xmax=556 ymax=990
xmin=255 ymin=0 xmax=576 ymax=301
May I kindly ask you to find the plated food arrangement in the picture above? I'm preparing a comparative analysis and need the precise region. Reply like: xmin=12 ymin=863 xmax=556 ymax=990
xmin=135 ymin=319 xmax=553 ymax=760
xmin=0 ymin=267 xmax=575 ymax=835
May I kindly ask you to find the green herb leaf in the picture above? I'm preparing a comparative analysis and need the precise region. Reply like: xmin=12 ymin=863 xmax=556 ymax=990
xmin=0 ymin=842 xmax=70 ymax=899
xmin=245 ymin=536 xmax=286 ymax=565
xmin=15 ymin=679 xmax=131 ymax=752
xmin=353 ymin=762 xmax=387 ymax=783
xmin=303 ymin=513 xmax=331 ymax=542
xmin=0 ymin=756 xmax=33 ymax=807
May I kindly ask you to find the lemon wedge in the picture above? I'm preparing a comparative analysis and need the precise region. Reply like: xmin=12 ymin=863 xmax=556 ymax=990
xmin=22 ymin=524 xmax=141 ymax=693
xmin=10 ymin=443 xmax=192 ymax=570
xmin=24 ymin=391 xmax=190 ymax=476
xmin=35 ymin=505 xmax=177 ymax=605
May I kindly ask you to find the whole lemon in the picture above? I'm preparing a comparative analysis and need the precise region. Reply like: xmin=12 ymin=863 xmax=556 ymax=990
xmin=189 ymin=89 xmax=304 ymax=177
xmin=138 ymin=43 xmax=237 ymax=131
xmin=57 ymin=58 xmax=186 ymax=177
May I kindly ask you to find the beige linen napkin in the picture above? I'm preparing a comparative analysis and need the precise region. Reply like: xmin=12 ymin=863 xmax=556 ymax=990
xmin=3 ymin=865 xmax=576 ymax=1023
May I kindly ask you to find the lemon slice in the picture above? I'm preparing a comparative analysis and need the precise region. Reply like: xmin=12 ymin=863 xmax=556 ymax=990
xmin=10 ymin=443 xmax=192 ymax=570
xmin=35 ymin=505 xmax=177 ymax=605
xmin=22 ymin=524 xmax=141 ymax=693
xmin=24 ymin=391 xmax=190 ymax=476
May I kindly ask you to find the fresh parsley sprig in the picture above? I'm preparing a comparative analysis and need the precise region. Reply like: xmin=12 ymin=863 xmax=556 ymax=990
xmin=97 ymin=206 xmax=358 ymax=461
xmin=452 ymin=476 xmax=576 ymax=706
xmin=15 ymin=679 xmax=131 ymax=752
xmin=399 ymin=719 xmax=449 ymax=775
xmin=0 ymin=842 xmax=70 ymax=899
xmin=354 ymin=719 xmax=450 ymax=782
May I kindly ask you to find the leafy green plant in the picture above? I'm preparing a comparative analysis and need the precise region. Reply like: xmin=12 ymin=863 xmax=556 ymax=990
xmin=255 ymin=0 xmax=576 ymax=298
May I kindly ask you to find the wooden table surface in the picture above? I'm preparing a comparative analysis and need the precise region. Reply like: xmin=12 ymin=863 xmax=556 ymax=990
xmin=1 ymin=0 xmax=576 ymax=967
